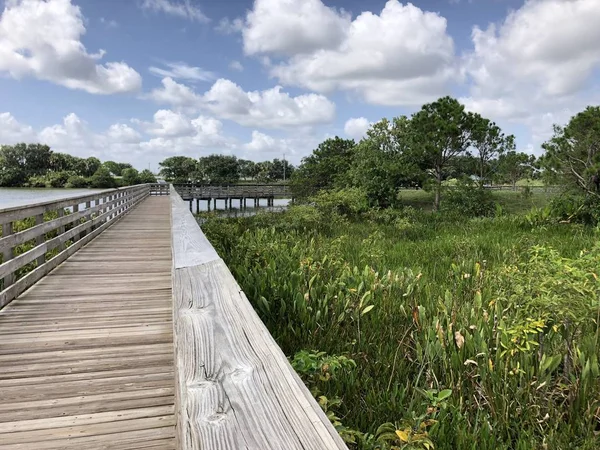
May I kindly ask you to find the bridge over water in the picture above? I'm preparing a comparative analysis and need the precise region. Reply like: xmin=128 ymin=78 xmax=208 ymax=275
xmin=0 ymin=184 xmax=346 ymax=449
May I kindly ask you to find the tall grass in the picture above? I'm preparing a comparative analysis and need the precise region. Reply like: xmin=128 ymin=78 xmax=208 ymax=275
xmin=203 ymin=207 xmax=599 ymax=449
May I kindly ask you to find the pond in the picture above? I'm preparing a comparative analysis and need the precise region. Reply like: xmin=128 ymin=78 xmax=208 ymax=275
xmin=0 ymin=188 xmax=106 ymax=209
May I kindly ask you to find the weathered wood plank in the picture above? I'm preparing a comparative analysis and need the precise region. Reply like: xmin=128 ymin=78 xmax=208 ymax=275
xmin=0 ymin=196 xmax=175 ymax=448
xmin=170 ymin=186 xmax=347 ymax=449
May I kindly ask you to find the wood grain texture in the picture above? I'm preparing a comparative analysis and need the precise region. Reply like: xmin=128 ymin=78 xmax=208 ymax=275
xmin=170 ymin=188 xmax=347 ymax=449
xmin=0 ymin=196 xmax=176 ymax=449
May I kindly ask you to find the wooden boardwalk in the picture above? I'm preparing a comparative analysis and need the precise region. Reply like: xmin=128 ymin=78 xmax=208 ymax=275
xmin=0 ymin=197 xmax=175 ymax=449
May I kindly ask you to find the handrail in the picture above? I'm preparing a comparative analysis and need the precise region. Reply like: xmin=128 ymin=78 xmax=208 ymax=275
xmin=0 ymin=184 xmax=153 ymax=308
xmin=169 ymin=186 xmax=347 ymax=449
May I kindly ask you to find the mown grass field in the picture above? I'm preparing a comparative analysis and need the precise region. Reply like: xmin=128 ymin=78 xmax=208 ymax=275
xmin=202 ymin=191 xmax=599 ymax=450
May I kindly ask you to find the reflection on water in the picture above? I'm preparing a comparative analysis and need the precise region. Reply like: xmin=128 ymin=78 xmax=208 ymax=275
xmin=0 ymin=188 xmax=105 ymax=209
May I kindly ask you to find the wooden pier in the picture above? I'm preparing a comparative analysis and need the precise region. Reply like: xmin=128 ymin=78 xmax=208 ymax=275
xmin=0 ymin=184 xmax=346 ymax=449
xmin=174 ymin=183 xmax=291 ymax=211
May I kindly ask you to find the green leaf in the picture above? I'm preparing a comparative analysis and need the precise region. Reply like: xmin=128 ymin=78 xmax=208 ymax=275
xmin=361 ymin=304 xmax=375 ymax=316
xmin=437 ymin=389 xmax=452 ymax=401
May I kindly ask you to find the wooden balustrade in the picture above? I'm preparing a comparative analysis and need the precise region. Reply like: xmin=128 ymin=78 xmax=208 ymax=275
xmin=174 ymin=183 xmax=290 ymax=199
xmin=169 ymin=186 xmax=347 ymax=449
xmin=150 ymin=183 xmax=170 ymax=196
xmin=0 ymin=184 xmax=152 ymax=308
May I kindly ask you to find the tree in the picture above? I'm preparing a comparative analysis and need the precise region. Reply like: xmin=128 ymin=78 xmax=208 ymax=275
xmin=138 ymin=169 xmax=157 ymax=183
xmin=542 ymin=106 xmax=600 ymax=196
xmin=410 ymin=97 xmax=471 ymax=211
xmin=469 ymin=113 xmax=515 ymax=186
xmin=198 ymin=154 xmax=239 ymax=184
xmin=267 ymin=158 xmax=295 ymax=181
xmin=159 ymin=156 xmax=198 ymax=183
xmin=291 ymin=137 xmax=356 ymax=199
xmin=239 ymin=159 xmax=259 ymax=179
xmin=89 ymin=166 xmax=117 ymax=188
xmin=104 ymin=161 xmax=133 ymax=177
xmin=350 ymin=117 xmax=420 ymax=207
xmin=0 ymin=143 xmax=53 ymax=186
xmin=122 ymin=168 xmax=140 ymax=186
xmin=496 ymin=151 xmax=536 ymax=189
xmin=83 ymin=157 xmax=102 ymax=177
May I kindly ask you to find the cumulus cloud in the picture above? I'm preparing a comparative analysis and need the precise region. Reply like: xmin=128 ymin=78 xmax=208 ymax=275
xmin=149 ymin=61 xmax=215 ymax=82
xmin=242 ymin=0 xmax=350 ymax=56
xmin=201 ymin=79 xmax=336 ymax=128
xmin=344 ymin=117 xmax=371 ymax=141
xmin=460 ymin=0 xmax=600 ymax=147
xmin=239 ymin=0 xmax=456 ymax=106
xmin=140 ymin=0 xmax=208 ymax=23
xmin=146 ymin=77 xmax=336 ymax=129
xmin=0 ymin=0 xmax=142 ymax=94
xmin=0 ymin=112 xmax=36 ymax=143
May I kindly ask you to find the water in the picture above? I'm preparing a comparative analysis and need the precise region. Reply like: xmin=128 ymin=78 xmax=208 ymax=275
xmin=0 ymin=188 xmax=106 ymax=209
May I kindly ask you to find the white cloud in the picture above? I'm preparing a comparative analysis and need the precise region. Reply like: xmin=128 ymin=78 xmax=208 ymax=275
xmin=241 ymin=0 xmax=456 ymax=106
xmin=146 ymin=77 xmax=336 ymax=129
xmin=229 ymin=60 xmax=244 ymax=72
xmin=140 ymin=109 xmax=195 ymax=137
xmin=344 ymin=117 xmax=371 ymax=141
xmin=149 ymin=61 xmax=215 ymax=82
xmin=140 ymin=0 xmax=208 ymax=23
xmin=216 ymin=17 xmax=244 ymax=34
xmin=0 ymin=112 xmax=36 ymax=143
xmin=146 ymin=77 xmax=202 ymax=109
xmin=461 ymin=0 xmax=600 ymax=149
xmin=202 ymin=78 xmax=336 ymax=128
xmin=106 ymin=124 xmax=142 ymax=143
xmin=242 ymin=0 xmax=350 ymax=56
xmin=100 ymin=17 xmax=118 ymax=28
xmin=0 ymin=0 xmax=142 ymax=94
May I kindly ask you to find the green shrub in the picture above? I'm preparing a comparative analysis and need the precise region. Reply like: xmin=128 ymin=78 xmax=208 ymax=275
xmin=550 ymin=192 xmax=600 ymax=225
xmin=122 ymin=168 xmax=140 ymax=186
xmin=311 ymin=187 xmax=369 ymax=218
xmin=27 ymin=176 xmax=47 ymax=188
xmin=65 ymin=175 xmax=90 ymax=188
xmin=442 ymin=178 xmax=495 ymax=217
xmin=46 ymin=171 xmax=72 ymax=188
xmin=89 ymin=166 xmax=117 ymax=188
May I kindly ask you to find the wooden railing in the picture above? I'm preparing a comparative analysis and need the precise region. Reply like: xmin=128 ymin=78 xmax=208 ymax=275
xmin=150 ymin=183 xmax=170 ymax=196
xmin=170 ymin=186 xmax=347 ymax=449
xmin=174 ymin=183 xmax=290 ymax=199
xmin=0 ymin=184 xmax=152 ymax=308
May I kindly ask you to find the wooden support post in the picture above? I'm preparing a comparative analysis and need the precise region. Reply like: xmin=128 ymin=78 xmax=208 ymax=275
xmin=243 ymin=198 xmax=247 ymax=208
xmin=35 ymin=214 xmax=45 ymax=266
xmin=196 ymin=199 xmax=199 ymax=213
xmin=72 ymin=204 xmax=80 ymax=243
xmin=214 ymin=198 xmax=217 ymax=209
xmin=57 ymin=208 xmax=66 ymax=251
xmin=189 ymin=199 xmax=193 ymax=212
xmin=1 ymin=221 xmax=14 ymax=288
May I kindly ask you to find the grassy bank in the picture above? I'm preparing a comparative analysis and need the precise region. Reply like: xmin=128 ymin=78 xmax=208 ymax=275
xmin=202 ymin=197 xmax=599 ymax=449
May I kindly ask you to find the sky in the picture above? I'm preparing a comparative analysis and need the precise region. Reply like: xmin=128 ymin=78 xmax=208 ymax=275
xmin=1 ymin=0 xmax=599 ymax=171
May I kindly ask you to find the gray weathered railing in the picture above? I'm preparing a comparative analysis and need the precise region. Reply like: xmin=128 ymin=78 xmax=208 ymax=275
xmin=174 ymin=184 xmax=290 ymax=199
xmin=0 ymin=184 xmax=152 ymax=308
xmin=150 ymin=183 xmax=170 ymax=196
xmin=170 ymin=186 xmax=347 ymax=449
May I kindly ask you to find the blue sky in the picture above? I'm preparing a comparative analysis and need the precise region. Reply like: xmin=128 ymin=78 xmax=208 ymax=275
xmin=1 ymin=0 xmax=599 ymax=170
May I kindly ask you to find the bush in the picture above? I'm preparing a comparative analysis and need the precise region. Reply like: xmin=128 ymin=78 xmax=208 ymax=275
xmin=550 ymin=192 xmax=600 ymax=225
xmin=89 ymin=167 xmax=117 ymax=189
xmin=442 ymin=178 xmax=495 ymax=217
xmin=27 ymin=176 xmax=47 ymax=188
xmin=66 ymin=175 xmax=90 ymax=188
xmin=122 ymin=168 xmax=140 ymax=186
xmin=139 ymin=169 xmax=157 ymax=183
xmin=310 ymin=188 xmax=369 ymax=218
xmin=46 ymin=171 xmax=72 ymax=188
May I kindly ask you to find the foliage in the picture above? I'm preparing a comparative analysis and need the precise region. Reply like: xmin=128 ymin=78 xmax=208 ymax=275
xmin=198 ymin=154 xmax=240 ymax=184
xmin=159 ymin=156 xmax=199 ymax=183
xmin=496 ymin=151 xmax=536 ymax=188
xmin=121 ymin=168 xmax=140 ymax=186
xmin=103 ymin=161 xmax=133 ymax=177
xmin=441 ymin=178 xmax=496 ymax=217
xmin=65 ymin=175 xmax=90 ymax=188
xmin=138 ymin=169 xmax=157 ymax=183
xmin=311 ymin=187 xmax=369 ymax=218
xmin=468 ymin=113 xmax=515 ymax=186
xmin=291 ymin=137 xmax=356 ymax=199
xmin=549 ymin=192 xmax=600 ymax=225
xmin=89 ymin=166 xmax=117 ymax=188
xmin=410 ymin=97 xmax=471 ymax=211
xmin=203 ymin=207 xmax=599 ymax=450
xmin=542 ymin=106 xmax=600 ymax=196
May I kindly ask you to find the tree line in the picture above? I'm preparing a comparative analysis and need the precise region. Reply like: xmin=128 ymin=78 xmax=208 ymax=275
xmin=291 ymin=97 xmax=600 ymax=210
xmin=0 ymin=143 xmax=156 ymax=189
xmin=158 ymin=155 xmax=295 ymax=184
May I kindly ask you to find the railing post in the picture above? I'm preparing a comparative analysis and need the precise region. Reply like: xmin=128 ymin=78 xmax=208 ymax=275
xmin=1 ymin=221 xmax=14 ymax=288
xmin=72 ymin=204 xmax=80 ymax=243
xmin=56 ymin=208 xmax=66 ymax=252
xmin=35 ymin=214 xmax=45 ymax=266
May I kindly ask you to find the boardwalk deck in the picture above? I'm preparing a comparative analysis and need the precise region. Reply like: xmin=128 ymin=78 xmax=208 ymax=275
xmin=0 ymin=197 xmax=175 ymax=449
